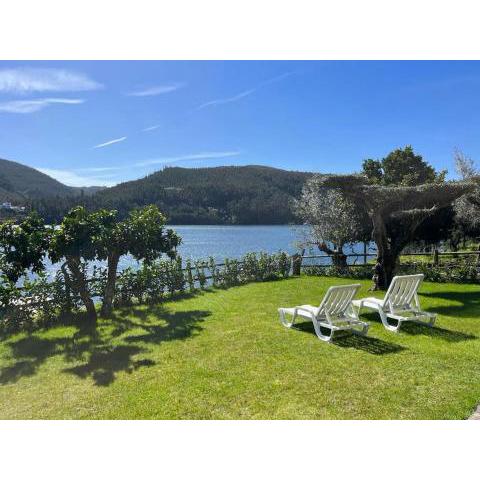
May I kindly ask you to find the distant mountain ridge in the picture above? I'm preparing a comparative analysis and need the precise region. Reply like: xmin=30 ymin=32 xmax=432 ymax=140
xmin=90 ymin=165 xmax=313 ymax=224
xmin=0 ymin=158 xmax=105 ymax=203
xmin=1 ymin=158 xmax=314 ymax=224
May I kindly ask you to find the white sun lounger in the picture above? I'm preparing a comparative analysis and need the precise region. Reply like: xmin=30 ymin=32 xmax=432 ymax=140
xmin=278 ymin=284 xmax=369 ymax=342
xmin=353 ymin=274 xmax=436 ymax=332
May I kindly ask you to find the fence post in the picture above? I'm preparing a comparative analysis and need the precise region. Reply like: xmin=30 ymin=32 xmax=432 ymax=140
xmin=291 ymin=253 xmax=302 ymax=276
xmin=363 ymin=242 xmax=367 ymax=265
xmin=433 ymin=248 xmax=439 ymax=266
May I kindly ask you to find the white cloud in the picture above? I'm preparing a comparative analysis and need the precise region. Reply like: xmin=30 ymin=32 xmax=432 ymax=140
xmin=93 ymin=136 xmax=127 ymax=149
xmin=0 ymin=97 xmax=84 ymax=113
xmin=0 ymin=67 xmax=102 ymax=94
xmin=197 ymin=89 xmax=256 ymax=109
xmin=128 ymin=82 xmax=185 ymax=97
xmin=37 ymin=168 xmax=116 ymax=187
xmin=66 ymin=151 xmax=242 ymax=182
xmin=76 ymin=166 xmax=123 ymax=173
xmin=136 ymin=150 xmax=241 ymax=167
xmin=143 ymin=124 xmax=161 ymax=132
xmin=197 ymin=72 xmax=293 ymax=110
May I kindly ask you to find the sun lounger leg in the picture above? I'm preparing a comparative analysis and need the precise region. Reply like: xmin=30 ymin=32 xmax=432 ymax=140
xmin=352 ymin=322 xmax=369 ymax=336
xmin=278 ymin=308 xmax=296 ymax=328
xmin=379 ymin=309 xmax=402 ymax=332
xmin=312 ymin=321 xmax=335 ymax=342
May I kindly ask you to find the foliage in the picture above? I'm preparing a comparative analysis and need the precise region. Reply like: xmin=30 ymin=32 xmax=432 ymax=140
xmin=29 ymin=165 xmax=312 ymax=225
xmin=452 ymin=149 xmax=480 ymax=240
xmin=362 ymin=145 xmax=446 ymax=186
xmin=0 ymin=272 xmax=71 ymax=335
xmin=303 ymin=257 xmax=480 ymax=284
xmin=0 ymin=250 xmax=293 ymax=334
xmin=321 ymin=162 xmax=475 ymax=287
xmin=0 ymin=212 xmax=51 ymax=282
xmin=303 ymin=265 xmax=372 ymax=280
xmin=293 ymin=175 xmax=370 ymax=257
xmin=47 ymin=205 xmax=181 ymax=320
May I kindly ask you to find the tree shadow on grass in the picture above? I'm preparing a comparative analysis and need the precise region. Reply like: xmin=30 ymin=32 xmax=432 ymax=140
xmin=292 ymin=321 xmax=405 ymax=355
xmin=420 ymin=290 xmax=480 ymax=319
xmin=0 ymin=306 xmax=210 ymax=387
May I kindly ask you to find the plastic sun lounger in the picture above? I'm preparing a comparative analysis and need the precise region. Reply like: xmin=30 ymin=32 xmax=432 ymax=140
xmin=278 ymin=283 xmax=369 ymax=342
xmin=352 ymin=274 xmax=436 ymax=332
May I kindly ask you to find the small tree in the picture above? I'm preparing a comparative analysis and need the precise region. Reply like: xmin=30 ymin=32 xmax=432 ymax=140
xmin=294 ymin=175 xmax=370 ymax=266
xmin=49 ymin=207 xmax=108 ymax=320
xmin=99 ymin=205 xmax=181 ymax=317
xmin=49 ymin=205 xmax=181 ymax=321
xmin=0 ymin=212 xmax=51 ymax=283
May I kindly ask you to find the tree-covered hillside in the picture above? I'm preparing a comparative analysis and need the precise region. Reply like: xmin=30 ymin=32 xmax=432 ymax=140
xmin=0 ymin=158 xmax=73 ymax=201
xmin=0 ymin=158 xmax=105 ymax=204
xmin=31 ymin=165 xmax=313 ymax=224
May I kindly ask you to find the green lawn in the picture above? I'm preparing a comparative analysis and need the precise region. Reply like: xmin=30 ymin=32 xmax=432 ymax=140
xmin=0 ymin=276 xmax=479 ymax=419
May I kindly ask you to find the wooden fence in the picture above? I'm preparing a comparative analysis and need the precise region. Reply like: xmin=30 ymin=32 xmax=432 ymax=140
xmin=300 ymin=249 xmax=480 ymax=269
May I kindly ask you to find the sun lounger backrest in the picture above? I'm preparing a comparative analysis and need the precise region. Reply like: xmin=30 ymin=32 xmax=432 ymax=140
xmin=384 ymin=274 xmax=424 ymax=310
xmin=318 ymin=284 xmax=360 ymax=317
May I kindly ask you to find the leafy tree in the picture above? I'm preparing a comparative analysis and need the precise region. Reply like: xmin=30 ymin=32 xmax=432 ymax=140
xmin=49 ymin=207 xmax=108 ymax=320
xmin=99 ymin=205 xmax=180 ymax=317
xmin=0 ymin=212 xmax=51 ymax=282
xmin=293 ymin=175 xmax=370 ymax=266
xmin=320 ymin=175 xmax=475 ymax=288
xmin=362 ymin=145 xmax=446 ymax=186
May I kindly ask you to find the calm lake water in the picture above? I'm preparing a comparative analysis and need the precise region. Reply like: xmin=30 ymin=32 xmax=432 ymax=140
xmin=172 ymin=225 xmax=300 ymax=261
xmin=41 ymin=225 xmax=374 ymax=277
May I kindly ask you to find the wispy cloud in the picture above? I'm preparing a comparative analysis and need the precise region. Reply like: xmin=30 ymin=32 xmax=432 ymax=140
xmin=37 ymin=168 xmax=116 ymax=187
xmin=142 ymin=124 xmax=161 ymax=132
xmin=93 ymin=136 xmax=127 ymax=149
xmin=0 ymin=67 xmax=102 ymax=94
xmin=76 ymin=166 xmax=123 ymax=173
xmin=75 ymin=150 xmax=242 ymax=175
xmin=135 ymin=150 xmax=241 ymax=167
xmin=128 ymin=82 xmax=185 ymax=97
xmin=0 ymin=97 xmax=84 ymax=114
xmin=197 ymin=72 xmax=294 ymax=110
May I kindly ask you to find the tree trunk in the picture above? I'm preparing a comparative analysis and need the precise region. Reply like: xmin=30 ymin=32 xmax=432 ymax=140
xmin=100 ymin=253 xmax=120 ymax=317
xmin=317 ymin=242 xmax=347 ymax=268
xmin=371 ymin=213 xmax=397 ymax=289
xmin=67 ymin=256 xmax=97 ymax=322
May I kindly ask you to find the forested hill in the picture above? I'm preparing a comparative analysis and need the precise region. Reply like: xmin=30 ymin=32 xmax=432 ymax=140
xmin=0 ymin=157 xmax=105 ymax=203
xmin=1 ymin=160 xmax=313 ymax=224
xmin=90 ymin=165 xmax=313 ymax=224
xmin=0 ymin=157 xmax=72 ymax=201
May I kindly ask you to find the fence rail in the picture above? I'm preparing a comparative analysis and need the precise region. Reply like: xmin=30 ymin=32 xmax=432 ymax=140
xmin=10 ymin=248 xmax=480 ymax=292
xmin=300 ymin=249 xmax=480 ymax=268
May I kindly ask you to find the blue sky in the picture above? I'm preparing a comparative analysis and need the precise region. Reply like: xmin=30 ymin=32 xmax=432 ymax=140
xmin=1 ymin=60 xmax=480 ymax=186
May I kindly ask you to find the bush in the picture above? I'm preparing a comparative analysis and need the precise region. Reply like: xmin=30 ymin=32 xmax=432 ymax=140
xmin=0 ymin=251 xmax=293 ymax=334
xmin=303 ymin=259 xmax=480 ymax=284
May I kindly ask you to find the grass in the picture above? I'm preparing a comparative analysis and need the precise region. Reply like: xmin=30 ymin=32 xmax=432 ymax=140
xmin=0 ymin=276 xmax=479 ymax=419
